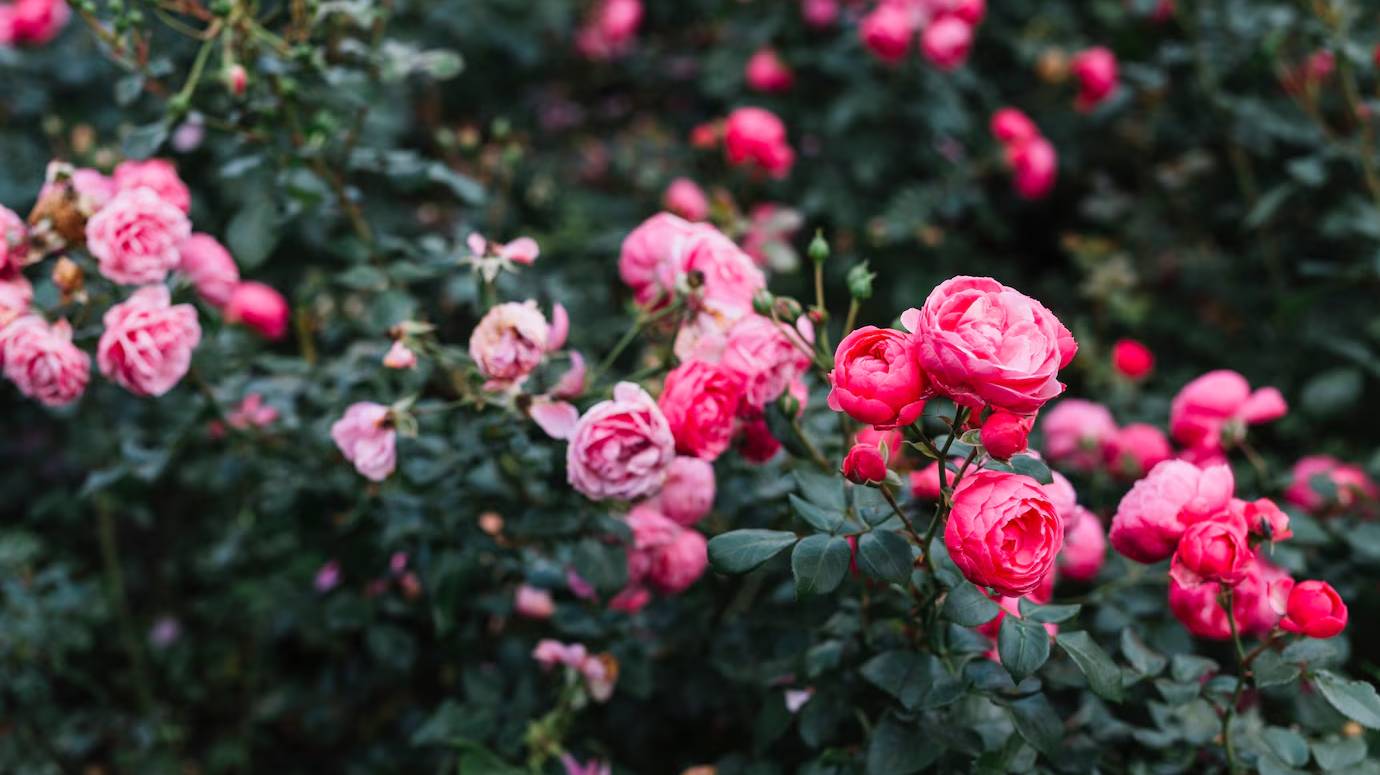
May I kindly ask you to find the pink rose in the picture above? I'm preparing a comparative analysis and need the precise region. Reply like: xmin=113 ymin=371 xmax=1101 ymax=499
xmin=0 ymin=316 xmax=89 ymax=406
xmin=677 ymin=226 xmax=767 ymax=314
xmin=659 ymin=360 xmax=743 ymax=461
xmin=113 ymin=158 xmax=192 ymax=213
xmin=1112 ymin=338 xmax=1154 ymax=379
xmin=514 ymin=584 xmax=556 ymax=619
xmin=1058 ymin=507 xmax=1106 ymax=582
xmin=1040 ymin=399 xmax=1118 ymax=471
xmin=721 ymin=314 xmax=812 ymax=413
xmin=618 ymin=213 xmax=701 ymax=306
xmin=0 ymin=204 xmax=28 ymax=274
xmin=225 ymin=392 xmax=278 ymax=430
xmin=1279 ymin=580 xmax=1348 ymax=639
xmin=608 ymin=585 xmax=651 ymax=613
xmin=1071 ymin=46 xmax=1119 ymax=109
xmin=857 ymin=426 xmax=904 ymax=462
xmin=948 ymin=0 xmax=985 ymax=24
xmin=533 ymin=639 xmax=588 ymax=670
xmin=980 ymin=411 xmax=1031 ymax=460
xmin=920 ymin=15 xmax=973 ymax=71
xmin=468 ymin=301 xmax=550 ymax=386
xmin=740 ymin=203 xmax=803 ymax=267
xmin=663 ymin=177 xmax=709 ymax=221
xmin=1236 ymin=559 xmax=1291 ymax=636
xmin=737 ymin=414 xmax=782 ymax=463
xmin=909 ymin=276 xmax=1076 ymax=415
xmin=1169 ymin=369 xmax=1287 ymax=453
xmin=1007 ymin=136 xmax=1058 ymax=199
xmin=944 ymin=470 xmax=1064 ymax=597
xmin=827 ymin=325 xmax=928 ymax=428
xmin=177 ymin=232 xmax=239 ymax=307
xmin=1109 ymin=460 xmax=1235 ymax=563
xmin=1104 ymin=422 xmax=1172 ymax=479
xmin=723 ymin=107 xmax=795 ymax=179
xmin=626 ymin=503 xmax=707 ymax=595
xmin=329 ymin=401 xmax=397 ymax=482
xmin=1167 ymin=576 xmax=1232 ymax=640
xmin=567 ymin=382 xmax=676 ymax=501
xmin=85 ymin=187 xmax=190 ymax=285
xmin=97 ymin=285 xmax=201 ymax=397
xmin=745 ymin=48 xmax=795 ymax=93
xmin=223 ymin=281 xmax=289 ymax=340
xmin=842 ymin=442 xmax=888 ymax=484
xmin=5 ymin=0 xmax=69 ymax=45
xmin=653 ymin=456 xmax=716 ymax=525
xmin=1169 ymin=520 xmax=1253 ymax=588
xmin=801 ymin=0 xmax=839 ymax=27
xmin=910 ymin=461 xmax=944 ymax=500
xmin=1284 ymin=455 xmax=1377 ymax=513
xmin=990 ymin=108 xmax=1039 ymax=147
xmin=574 ymin=0 xmax=642 ymax=60
xmin=859 ymin=2 xmax=914 ymax=64
xmin=1044 ymin=470 xmax=1078 ymax=526
xmin=1229 ymin=497 xmax=1291 ymax=541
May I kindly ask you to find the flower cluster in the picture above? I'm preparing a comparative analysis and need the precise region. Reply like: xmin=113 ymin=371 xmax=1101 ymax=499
xmin=990 ymin=108 xmax=1058 ymax=200
xmin=859 ymin=0 xmax=985 ymax=71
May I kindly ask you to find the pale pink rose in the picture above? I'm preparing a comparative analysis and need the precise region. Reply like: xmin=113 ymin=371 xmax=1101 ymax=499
xmin=113 ymin=158 xmax=191 ymax=213
xmin=659 ymin=360 xmax=743 ymax=461
xmin=574 ymin=0 xmax=642 ymax=60
xmin=6 ymin=0 xmax=69 ymax=45
xmin=177 ymin=232 xmax=239 ymax=307
xmin=0 ymin=274 xmax=33 ymax=325
xmin=0 ymin=316 xmax=89 ymax=406
xmin=1058 ymin=507 xmax=1106 ymax=582
xmin=468 ymin=300 xmax=550 ymax=386
xmin=626 ymin=503 xmax=681 ymax=585
xmin=1071 ymin=46 xmax=1119 ymax=110
xmin=721 ymin=314 xmax=812 ymax=413
xmin=1040 ymin=399 xmax=1118 ymax=471
xmin=97 ymin=285 xmax=201 ymax=397
xmin=85 ymin=187 xmax=190 ymax=285
xmin=1284 ymin=455 xmax=1378 ymax=513
xmin=745 ymin=48 xmax=794 ymax=93
xmin=530 ymin=398 xmax=580 ymax=440
xmin=920 ymin=15 xmax=973 ymax=71
xmin=567 ymin=382 xmax=676 ymax=501
xmin=859 ymin=2 xmax=914 ymax=64
xmin=1105 ymin=422 xmax=1172 ymax=479
xmin=723 ymin=107 xmax=795 ymax=179
xmin=0 ymin=205 xmax=28 ymax=273
xmin=675 ymin=225 xmax=767 ymax=314
xmin=224 ymin=281 xmax=289 ymax=340
xmin=382 ymin=340 xmax=417 ymax=369
xmin=740 ymin=203 xmax=803 ymax=267
xmin=990 ymin=108 xmax=1039 ymax=148
xmin=945 ymin=470 xmax=1063 ymax=597
xmin=70 ymin=167 xmax=115 ymax=213
xmin=909 ymin=276 xmax=1076 ymax=415
xmin=801 ymin=0 xmax=839 ymax=27
xmin=663 ymin=177 xmax=710 ymax=221
xmin=1006 ymin=136 xmax=1058 ymax=199
xmin=828 ymin=325 xmax=928 ymax=428
xmin=1169 ymin=369 xmax=1287 ymax=453
xmin=533 ymin=639 xmax=587 ymax=670
xmin=1109 ymin=460 xmax=1235 ymax=563
xmin=608 ymin=585 xmax=652 ymax=613
xmin=618 ymin=212 xmax=701 ymax=306
xmin=514 ymin=584 xmax=556 ymax=619
xmin=653 ymin=456 xmax=716 ymax=525
xmin=626 ymin=503 xmax=707 ymax=595
xmin=330 ymin=401 xmax=397 ymax=482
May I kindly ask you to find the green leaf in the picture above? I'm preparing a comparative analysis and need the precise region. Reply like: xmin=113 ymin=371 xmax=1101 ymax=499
xmin=795 ymin=469 xmax=846 ymax=511
xmin=122 ymin=120 xmax=169 ymax=159
xmin=454 ymin=741 xmax=524 ymax=775
xmin=1263 ymin=727 xmax=1310 ymax=768
xmin=1312 ymin=737 xmax=1367 ymax=770
xmin=571 ymin=539 xmax=627 ymax=594
xmin=1170 ymin=654 xmax=1219 ymax=683
xmin=856 ymin=530 xmax=913 ymax=583
xmin=1008 ymin=454 xmax=1053 ymax=485
xmin=1056 ymin=631 xmax=1124 ymax=702
xmin=860 ymin=651 xmax=965 ymax=711
xmin=227 ymin=197 xmax=281 ymax=269
xmin=1007 ymin=693 xmax=1062 ymax=757
xmin=1121 ymin=628 xmax=1167 ymax=677
xmin=998 ymin=616 xmax=1050 ymax=682
xmin=1301 ymin=368 xmax=1364 ymax=418
xmin=865 ymin=715 xmax=940 ymax=775
xmin=1018 ymin=599 xmax=1081 ymax=624
xmin=1252 ymin=650 xmax=1301 ymax=689
xmin=927 ymin=536 xmax=962 ymax=588
xmin=941 ymin=582 xmax=1001 ymax=627
xmin=789 ymin=494 xmax=845 ymax=534
xmin=1314 ymin=670 xmax=1380 ymax=729
xmin=791 ymin=535 xmax=851 ymax=596
xmin=851 ymin=486 xmax=893 ymax=527
xmin=707 ymin=529 xmax=798 ymax=574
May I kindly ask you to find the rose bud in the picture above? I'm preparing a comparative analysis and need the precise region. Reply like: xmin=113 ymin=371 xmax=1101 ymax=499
xmin=801 ymin=0 xmax=839 ymax=28
xmin=663 ymin=177 xmax=709 ymax=222
xmin=1007 ymin=135 xmax=1058 ymax=199
xmin=920 ymin=16 xmax=974 ymax=72
xmin=226 ymin=63 xmax=248 ymax=96
xmin=1169 ymin=520 xmax=1253 ymax=588
xmin=1070 ymin=46 xmax=1119 ymax=109
xmin=990 ymin=108 xmax=1039 ymax=147
xmin=980 ymin=411 xmax=1030 ymax=460
xmin=1279 ymin=580 xmax=1347 ymax=638
xmin=655 ymin=456 xmax=716 ymax=526
xmin=858 ymin=2 xmax=914 ymax=65
xmin=827 ymin=325 xmax=928 ymax=429
xmin=224 ymin=281 xmax=290 ymax=340
xmin=1112 ymin=338 xmax=1154 ymax=379
xmin=744 ymin=48 xmax=794 ymax=93
xmin=842 ymin=442 xmax=888 ymax=485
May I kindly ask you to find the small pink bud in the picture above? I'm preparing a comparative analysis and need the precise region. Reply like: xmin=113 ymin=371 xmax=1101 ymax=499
xmin=842 ymin=442 xmax=888 ymax=484
xmin=227 ymin=64 xmax=248 ymax=96
xmin=224 ymin=281 xmax=290 ymax=340
xmin=980 ymin=411 xmax=1030 ymax=460
xmin=1112 ymin=338 xmax=1154 ymax=379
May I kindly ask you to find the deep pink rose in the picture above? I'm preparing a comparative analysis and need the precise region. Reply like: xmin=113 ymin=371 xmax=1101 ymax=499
xmin=0 ymin=204 xmax=28 ymax=274
xmin=663 ymin=178 xmax=709 ymax=221
xmin=178 ymin=232 xmax=239 ymax=307
xmin=1229 ymin=497 xmax=1291 ymax=542
xmin=944 ymin=470 xmax=1064 ymax=597
xmin=659 ymin=360 xmax=743 ymax=461
xmin=85 ymin=187 xmax=190 ymax=285
xmin=1040 ymin=399 xmax=1118 ymax=470
xmin=910 ymin=461 xmax=944 ymax=500
xmin=1236 ymin=559 xmax=1291 ymax=636
xmin=745 ymin=48 xmax=794 ymax=93
xmin=224 ymin=281 xmax=289 ymax=340
xmin=1279 ymin=580 xmax=1347 ymax=639
xmin=677 ymin=226 xmax=767 ymax=314
xmin=330 ymin=401 xmax=397 ymax=482
xmin=113 ymin=158 xmax=192 ymax=213
xmin=1104 ymin=422 xmax=1172 ymax=479
xmin=1071 ymin=46 xmax=1119 ymax=109
xmin=842 ymin=442 xmax=888 ymax=484
xmin=909 ymin=276 xmax=1076 ymax=415
xmin=1170 ymin=520 xmax=1253 ymax=588
xmin=920 ymin=15 xmax=973 ymax=71
xmin=800 ymin=0 xmax=839 ymax=27
xmin=1109 ymin=460 xmax=1235 ymax=563
xmin=568 ymin=382 xmax=676 ymax=501
xmin=827 ymin=326 xmax=928 ymax=428
xmin=1006 ymin=136 xmax=1058 ymax=199
xmin=723 ymin=107 xmax=795 ymax=179
xmin=574 ymin=0 xmax=642 ymax=60
xmin=990 ymin=108 xmax=1038 ymax=147
xmin=1168 ymin=576 xmax=1232 ymax=640
xmin=0 ymin=316 xmax=89 ymax=406
xmin=856 ymin=426 xmax=904 ymax=462
xmin=859 ymin=2 xmax=913 ymax=64
xmin=948 ymin=0 xmax=985 ymax=24
xmin=737 ymin=414 xmax=782 ymax=464
xmin=469 ymin=300 xmax=550 ymax=386
xmin=722 ymin=314 xmax=812 ymax=413
xmin=1058 ymin=507 xmax=1106 ymax=582
xmin=1112 ymin=338 xmax=1154 ymax=379
xmin=1284 ymin=455 xmax=1377 ymax=513
xmin=652 ymin=456 xmax=716 ymax=525
xmin=97 ymin=285 xmax=201 ymax=397
xmin=1170 ymin=369 xmax=1287 ymax=453
xmin=980 ymin=411 xmax=1030 ymax=460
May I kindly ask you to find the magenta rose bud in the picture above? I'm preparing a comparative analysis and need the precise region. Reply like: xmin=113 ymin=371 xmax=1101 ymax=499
xmin=1109 ymin=460 xmax=1235 ymax=563
xmin=224 ymin=281 xmax=289 ymax=341
xmin=1112 ymin=338 xmax=1154 ymax=380
xmin=980 ymin=411 xmax=1030 ymax=460
xmin=330 ymin=401 xmax=397 ymax=482
xmin=468 ymin=300 xmax=550 ymax=386
xmin=656 ymin=456 xmax=716 ymax=526
xmin=827 ymin=326 xmax=928 ymax=429
xmin=944 ymin=470 xmax=1064 ymax=597
xmin=858 ymin=2 xmax=913 ymax=64
xmin=1170 ymin=520 xmax=1253 ymax=588
xmin=85 ymin=187 xmax=190 ymax=286
xmin=1279 ymin=580 xmax=1348 ymax=639
xmin=801 ymin=0 xmax=839 ymax=28
xmin=745 ymin=48 xmax=794 ymax=93
xmin=920 ymin=15 xmax=973 ymax=71
xmin=659 ymin=360 xmax=743 ymax=461
xmin=989 ymin=108 xmax=1039 ymax=147
xmin=98 ymin=285 xmax=201 ymax=397
xmin=842 ymin=442 xmax=888 ymax=485
xmin=663 ymin=177 xmax=709 ymax=222
xmin=910 ymin=276 xmax=1076 ymax=415
xmin=1007 ymin=136 xmax=1058 ymax=199
xmin=1230 ymin=497 xmax=1292 ymax=541
xmin=723 ymin=107 xmax=795 ymax=179
xmin=0 ymin=316 xmax=90 ymax=407
xmin=737 ymin=415 xmax=782 ymax=464
xmin=1071 ymin=46 xmax=1119 ymax=110
xmin=1168 ymin=575 xmax=1233 ymax=640
xmin=177 ymin=232 xmax=240 ymax=308
xmin=112 ymin=158 xmax=192 ymax=213
xmin=567 ymin=382 xmax=676 ymax=501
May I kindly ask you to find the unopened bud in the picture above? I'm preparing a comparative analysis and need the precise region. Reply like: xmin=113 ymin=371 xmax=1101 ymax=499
xmin=773 ymin=296 xmax=802 ymax=320
xmin=846 ymin=261 xmax=876 ymax=300
xmin=808 ymin=230 xmax=829 ymax=265
xmin=752 ymin=289 xmax=775 ymax=316
xmin=226 ymin=64 xmax=248 ymax=96
xmin=52 ymin=256 xmax=83 ymax=295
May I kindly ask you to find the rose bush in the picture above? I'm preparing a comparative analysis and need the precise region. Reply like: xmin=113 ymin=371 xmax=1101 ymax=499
xmin=3 ymin=1 xmax=1380 ymax=773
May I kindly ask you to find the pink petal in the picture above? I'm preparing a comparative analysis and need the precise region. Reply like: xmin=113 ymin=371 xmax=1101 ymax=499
xmin=553 ymin=351 xmax=587 ymax=398
xmin=466 ymin=232 xmax=487 ymax=256
xmin=549 ymin=302 xmax=570 ymax=352
xmin=1240 ymin=387 xmax=1287 ymax=424
xmin=531 ymin=400 xmax=580 ymax=439
xmin=501 ymin=236 xmax=540 ymax=265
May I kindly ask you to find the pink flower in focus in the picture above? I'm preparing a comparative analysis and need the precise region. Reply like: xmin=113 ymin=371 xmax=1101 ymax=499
xmin=468 ymin=301 xmax=550 ymax=387
xmin=745 ymin=48 xmax=795 ymax=94
xmin=659 ymin=360 xmax=743 ymax=461
xmin=1168 ymin=576 xmax=1232 ymax=640
xmin=383 ymin=340 xmax=418 ymax=370
xmin=1279 ymin=580 xmax=1347 ymax=639
xmin=330 ymin=401 xmax=397 ymax=482
xmin=920 ymin=15 xmax=973 ymax=71
xmin=1284 ymin=455 xmax=1377 ymax=513
xmin=0 ymin=205 xmax=28 ymax=274
xmin=859 ymin=2 xmax=914 ymax=64
xmin=1104 ymin=423 xmax=1172 ymax=479
xmin=224 ymin=281 xmax=290 ymax=340
xmin=1040 ymin=399 xmax=1118 ymax=471
xmin=97 ymin=286 xmax=201 ymax=397
xmin=1071 ymin=46 xmax=1119 ymax=109
xmin=85 ymin=188 xmax=190 ymax=285
xmin=654 ymin=456 xmax=716 ymax=525
xmin=177 ymin=232 xmax=239 ymax=307
xmin=1169 ymin=369 xmax=1287 ymax=454
xmin=1109 ymin=460 xmax=1235 ymax=563
xmin=1169 ymin=520 xmax=1253 ymax=588
xmin=944 ymin=470 xmax=1063 ymax=597
xmin=0 ymin=316 xmax=89 ymax=406
xmin=827 ymin=325 xmax=928 ymax=428
xmin=514 ymin=584 xmax=556 ymax=619
xmin=663 ymin=177 xmax=709 ymax=221
xmin=842 ymin=443 xmax=888 ymax=484
xmin=112 ymin=159 xmax=191 ymax=213
xmin=1058 ymin=507 xmax=1106 ymax=582
xmin=980 ymin=411 xmax=1031 ymax=460
xmin=1112 ymin=338 xmax=1154 ymax=379
xmin=1229 ymin=497 xmax=1291 ymax=542
xmin=567 ymin=382 xmax=676 ymax=501
xmin=723 ymin=107 xmax=795 ymax=179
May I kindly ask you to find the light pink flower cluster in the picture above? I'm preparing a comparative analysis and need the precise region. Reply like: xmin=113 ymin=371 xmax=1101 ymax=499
xmin=0 ymin=0 xmax=69 ymax=46
xmin=0 ymin=316 xmax=89 ymax=406
xmin=1169 ymin=369 xmax=1287 ymax=463
xmin=989 ymin=108 xmax=1057 ymax=199
xmin=859 ymin=0 xmax=984 ymax=71
xmin=532 ymin=639 xmax=618 ymax=702
xmin=85 ymin=187 xmax=190 ymax=286
xmin=1284 ymin=455 xmax=1378 ymax=514
xmin=622 ymin=503 xmax=709 ymax=601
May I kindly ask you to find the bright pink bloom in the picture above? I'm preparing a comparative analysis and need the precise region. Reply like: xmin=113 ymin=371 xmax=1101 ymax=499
xmin=948 ymin=0 xmax=985 ymax=24
xmin=1169 ymin=370 xmax=1287 ymax=453
xmin=856 ymin=426 xmax=904 ymax=462
xmin=1044 ymin=470 xmax=1079 ymax=526
xmin=1071 ymin=46 xmax=1119 ymax=109
xmin=329 ymin=401 xmax=397 ymax=482
xmin=567 ymin=382 xmax=676 ymax=501
xmin=745 ymin=48 xmax=795 ymax=93
xmin=1236 ymin=559 xmax=1291 ymax=636
xmin=842 ymin=442 xmax=888 ymax=484
xmin=177 ymin=232 xmax=239 ymax=307
xmin=0 ymin=316 xmax=88 ymax=406
xmin=677 ymin=226 xmax=767 ymax=313
xmin=468 ymin=301 xmax=550 ymax=386
xmin=1109 ymin=460 xmax=1235 ymax=563
xmin=828 ymin=325 xmax=928 ymax=428
xmin=314 ymin=561 xmax=341 ymax=592
xmin=859 ymin=2 xmax=914 ymax=64
xmin=1170 ymin=520 xmax=1253 ymax=588
xmin=224 ymin=281 xmax=289 ymax=340
xmin=626 ymin=504 xmax=707 ymax=595
xmin=4 ymin=0 xmax=69 ymax=46
xmin=1279 ymin=580 xmax=1347 ymax=638
xmin=0 ymin=205 xmax=28 ymax=274
xmin=0 ymin=274 xmax=33 ymax=325
xmin=1284 ymin=455 xmax=1378 ymax=513
xmin=85 ymin=187 xmax=190 ymax=285
xmin=1040 ymin=399 xmax=1118 ymax=470
xmin=533 ymin=639 xmax=588 ymax=670
xmin=383 ymin=340 xmax=417 ymax=369
xmin=980 ymin=411 xmax=1030 ymax=460
xmin=514 ymin=584 xmax=556 ymax=619
xmin=619 ymin=213 xmax=700 ymax=305
xmin=945 ymin=470 xmax=1064 ymax=597
xmin=608 ymin=585 xmax=651 ymax=613
xmin=722 ymin=314 xmax=812 ymax=413
xmin=112 ymin=158 xmax=191 ymax=213
xmin=1112 ymin=338 xmax=1154 ymax=379
xmin=97 ymin=286 xmax=200 ymax=397
xmin=1168 ymin=576 xmax=1232 ymax=640
xmin=920 ymin=15 xmax=973 ymax=71
xmin=654 ymin=456 xmax=716 ymax=525
xmin=1058 ymin=507 xmax=1106 ymax=582
xmin=560 ymin=754 xmax=612 ymax=775
xmin=909 ymin=276 xmax=1076 ymax=415
xmin=659 ymin=360 xmax=743 ymax=461
xmin=663 ymin=177 xmax=709 ymax=221
xmin=1104 ymin=422 xmax=1172 ymax=479
xmin=990 ymin=108 xmax=1038 ymax=147
xmin=574 ymin=0 xmax=642 ymax=60
xmin=723 ymin=107 xmax=795 ymax=179
xmin=1006 ymin=136 xmax=1058 ymax=199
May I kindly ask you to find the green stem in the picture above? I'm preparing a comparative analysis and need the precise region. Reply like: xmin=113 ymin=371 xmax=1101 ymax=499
xmin=880 ymin=486 xmax=924 ymax=545
xmin=1221 ymin=586 xmax=1246 ymax=774
xmin=592 ymin=301 xmax=682 ymax=383
xmin=171 ymin=21 xmax=222 ymax=112
xmin=97 ymin=500 xmax=155 ymax=717
xmin=842 ymin=298 xmax=860 ymax=338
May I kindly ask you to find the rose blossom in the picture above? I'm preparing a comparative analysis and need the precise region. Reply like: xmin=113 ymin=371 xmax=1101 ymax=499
xmin=722 ymin=314 xmax=812 ymax=413
xmin=0 ymin=205 xmax=28 ymax=273
xmin=1284 ymin=455 xmax=1378 ymax=513
xmin=4 ymin=0 xmax=70 ymax=45
xmin=97 ymin=285 xmax=201 ymax=397
xmin=801 ymin=0 xmax=839 ymax=27
xmin=659 ymin=360 xmax=742 ymax=461
xmin=567 ymin=382 xmax=676 ymax=501
xmin=0 ymin=316 xmax=89 ymax=406
xmin=677 ymin=227 xmax=767 ymax=314
xmin=1109 ymin=460 xmax=1235 ymax=563
xmin=574 ymin=0 xmax=642 ymax=60
xmin=626 ymin=504 xmax=707 ymax=595
xmin=653 ymin=456 xmax=716 ymax=525
xmin=859 ymin=2 xmax=913 ymax=64
xmin=949 ymin=0 xmax=985 ymax=24
xmin=723 ymin=107 xmax=795 ymax=179
xmin=608 ymin=585 xmax=651 ymax=613
xmin=857 ymin=426 xmax=904 ymax=462
xmin=663 ymin=177 xmax=709 ymax=221
xmin=0 ymin=274 xmax=33 ymax=325
xmin=1168 ymin=576 xmax=1233 ymax=639
xmin=330 ymin=401 xmax=397 ymax=482
xmin=1058 ymin=507 xmax=1106 ymax=582
xmin=842 ymin=443 xmax=888 ymax=484
xmin=910 ymin=276 xmax=1076 ymax=415
xmin=745 ymin=48 xmax=794 ymax=93
xmin=910 ymin=461 xmax=944 ymax=500
xmin=1169 ymin=520 xmax=1253 ymax=588
xmin=1104 ymin=422 xmax=1172 ymax=479
xmin=619 ymin=213 xmax=700 ymax=305
xmin=1112 ymin=338 xmax=1154 ymax=379
xmin=741 ymin=203 xmax=803 ymax=268
xmin=85 ymin=187 xmax=191 ymax=285
xmin=1169 ymin=369 xmax=1287 ymax=454
xmin=1279 ymin=580 xmax=1348 ymax=639
xmin=514 ymin=584 xmax=556 ymax=619
xmin=1044 ymin=471 xmax=1079 ymax=527
xmin=468 ymin=300 xmax=550 ymax=386
xmin=827 ymin=325 xmax=928 ymax=428
xmin=1236 ymin=559 xmax=1291 ymax=636
xmin=1039 ymin=399 xmax=1118 ymax=470
xmin=980 ymin=411 xmax=1030 ymax=460
xmin=177 ymin=232 xmax=239 ymax=307
xmin=224 ymin=281 xmax=289 ymax=340
xmin=920 ymin=15 xmax=973 ymax=71
xmin=944 ymin=470 xmax=1064 ymax=597
xmin=990 ymin=108 xmax=1039 ymax=147
xmin=737 ymin=415 xmax=781 ymax=463
xmin=1007 ymin=135 xmax=1058 ymax=199
xmin=112 ymin=158 xmax=192 ymax=213
xmin=1071 ymin=46 xmax=1119 ymax=109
